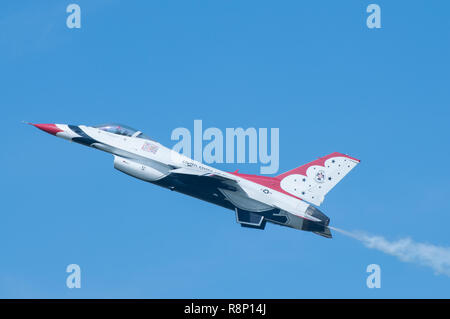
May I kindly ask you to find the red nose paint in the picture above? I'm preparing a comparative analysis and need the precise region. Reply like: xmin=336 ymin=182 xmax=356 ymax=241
xmin=32 ymin=123 xmax=63 ymax=136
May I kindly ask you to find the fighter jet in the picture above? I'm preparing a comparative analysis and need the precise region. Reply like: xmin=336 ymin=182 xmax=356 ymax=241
xmin=31 ymin=123 xmax=360 ymax=238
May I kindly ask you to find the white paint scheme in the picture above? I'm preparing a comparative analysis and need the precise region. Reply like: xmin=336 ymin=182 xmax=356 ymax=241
xmin=113 ymin=156 xmax=169 ymax=182
xmin=68 ymin=124 xmax=321 ymax=221
xmin=280 ymin=156 xmax=359 ymax=206
xmin=55 ymin=124 xmax=80 ymax=140
xmin=33 ymin=123 xmax=360 ymax=236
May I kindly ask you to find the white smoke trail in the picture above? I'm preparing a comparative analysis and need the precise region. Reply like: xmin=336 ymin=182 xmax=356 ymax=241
xmin=330 ymin=227 xmax=450 ymax=277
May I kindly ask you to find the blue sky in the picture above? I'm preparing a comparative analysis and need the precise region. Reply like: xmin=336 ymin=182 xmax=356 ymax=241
xmin=1 ymin=1 xmax=449 ymax=298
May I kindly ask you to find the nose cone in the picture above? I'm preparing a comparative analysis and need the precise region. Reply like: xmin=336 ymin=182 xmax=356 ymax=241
xmin=32 ymin=123 xmax=64 ymax=136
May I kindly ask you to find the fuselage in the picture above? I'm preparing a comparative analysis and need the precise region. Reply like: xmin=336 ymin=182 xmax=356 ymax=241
xmin=31 ymin=123 xmax=335 ymax=237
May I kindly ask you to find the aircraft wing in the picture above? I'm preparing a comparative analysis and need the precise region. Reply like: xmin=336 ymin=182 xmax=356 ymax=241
xmin=169 ymin=167 xmax=274 ymax=212
xmin=169 ymin=167 xmax=237 ymax=183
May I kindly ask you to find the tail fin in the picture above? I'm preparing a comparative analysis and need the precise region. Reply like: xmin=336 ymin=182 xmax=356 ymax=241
xmin=277 ymin=152 xmax=360 ymax=206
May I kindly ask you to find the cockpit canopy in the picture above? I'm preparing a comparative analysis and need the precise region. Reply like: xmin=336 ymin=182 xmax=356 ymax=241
xmin=94 ymin=123 xmax=153 ymax=140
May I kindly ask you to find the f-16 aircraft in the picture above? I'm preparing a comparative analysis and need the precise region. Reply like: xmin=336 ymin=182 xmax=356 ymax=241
xmin=31 ymin=122 xmax=360 ymax=238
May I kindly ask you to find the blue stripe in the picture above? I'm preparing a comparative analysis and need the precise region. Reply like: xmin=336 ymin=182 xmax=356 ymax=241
xmin=69 ymin=125 xmax=98 ymax=146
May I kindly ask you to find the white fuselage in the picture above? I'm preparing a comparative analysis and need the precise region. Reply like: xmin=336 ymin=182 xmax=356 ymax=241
xmin=79 ymin=125 xmax=312 ymax=220
xmin=33 ymin=122 xmax=339 ymax=237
